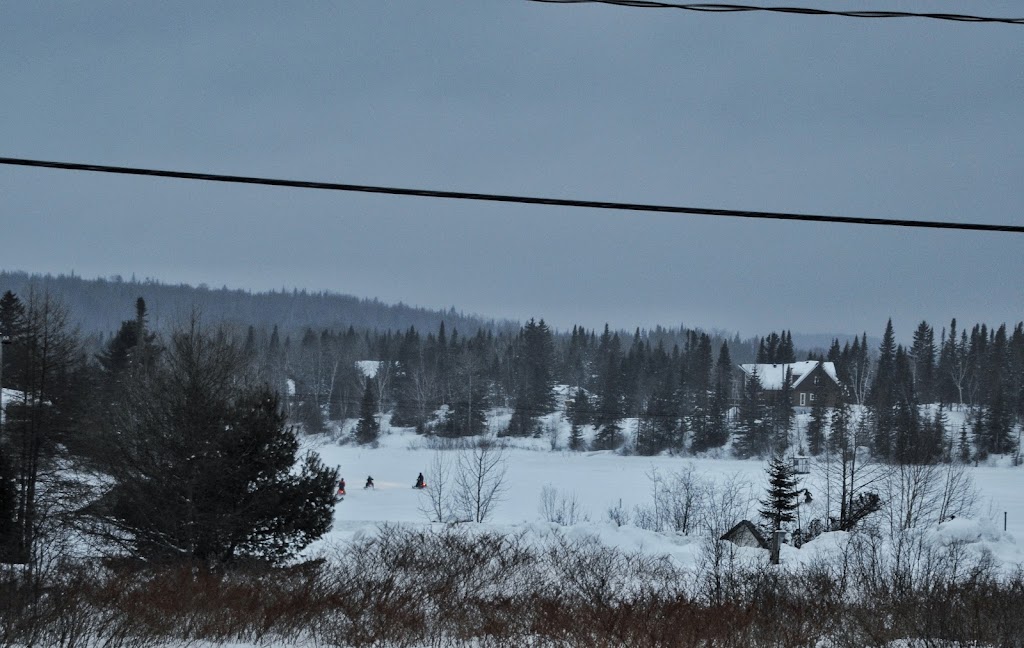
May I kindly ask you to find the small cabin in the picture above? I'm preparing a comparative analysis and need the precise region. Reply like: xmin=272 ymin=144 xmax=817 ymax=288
xmin=720 ymin=520 xmax=769 ymax=549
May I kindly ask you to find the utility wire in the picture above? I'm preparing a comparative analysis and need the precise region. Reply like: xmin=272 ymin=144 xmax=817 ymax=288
xmin=1 ymin=156 xmax=1021 ymax=234
xmin=526 ymin=0 xmax=1024 ymax=25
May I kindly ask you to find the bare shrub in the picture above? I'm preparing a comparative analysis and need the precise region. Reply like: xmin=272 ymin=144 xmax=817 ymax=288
xmin=883 ymin=463 xmax=980 ymax=535
xmin=538 ymin=485 xmax=589 ymax=526
xmin=700 ymin=472 xmax=756 ymax=536
xmin=606 ymin=499 xmax=630 ymax=527
xmin=637 ymin=465 xmax=709 ymax=535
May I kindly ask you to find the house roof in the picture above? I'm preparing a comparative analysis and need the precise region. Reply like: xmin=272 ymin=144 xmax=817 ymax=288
xmin=738 ymin=360 xmax=839 ymax=390
xmin=720 ymin=520 xmax=769 ymax=549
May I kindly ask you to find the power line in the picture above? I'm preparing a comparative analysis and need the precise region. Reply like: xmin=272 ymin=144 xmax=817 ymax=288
xmin=526 ymin=0 xmax=1024 ymax=25
xmin=1 ymin=155 xmax=1021 ymax=234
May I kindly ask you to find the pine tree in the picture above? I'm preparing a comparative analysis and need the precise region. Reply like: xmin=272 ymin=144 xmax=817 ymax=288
xmin=892 ymin=345 xmax=924 ymax=464
xmin=355 ymin=379 xmax=380 ymax=445
xmin=910 ymin=320 xmax=936 ymax=404
xmin=771 ymin=368 xmax=795 ymax=453
xmin=827 ymin=400 xmax=852 ymax=456
xmin=957 ymin=421 xmax=971 ymax=463
xmin=568 ymin=422 xmax=585 ymax=451
xmin=506 ymin=319 xmax=555 ymax=437
xmin=92 ymin=326 xmax=338 ymax=566
xmin=734 ymin=369 xmax=768 ymax=458
xmin=759 ymin=456 xmax=800 ymax=532
xmin=806 ymin=399 xmax=826 ymax=456
xmin=567 ymin=387 xmax=593 ymax=428
xmin=868 ymin=319 xmax=898 ymax=459
xmin=0 ymin=291 xmax=27 ymax=391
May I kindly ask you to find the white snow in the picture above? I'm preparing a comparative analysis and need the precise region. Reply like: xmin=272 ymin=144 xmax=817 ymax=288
xmin=355 ymin=359 xmax=381 ymax=378
xmin=306 ymin=423 xmax=1024 ymax=572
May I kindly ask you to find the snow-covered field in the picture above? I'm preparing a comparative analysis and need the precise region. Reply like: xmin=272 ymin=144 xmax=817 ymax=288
xmin=305 ymin=419 xmax=1024 ymax=572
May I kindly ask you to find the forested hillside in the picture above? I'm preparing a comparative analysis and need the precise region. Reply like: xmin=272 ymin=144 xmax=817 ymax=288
xmin=0 ymin=270 xmax=513 ymax=338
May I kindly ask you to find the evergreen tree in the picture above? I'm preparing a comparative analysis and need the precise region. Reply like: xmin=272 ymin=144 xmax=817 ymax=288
xmin=592 ymin=327 xmax=625 ymax=449
xmin=891 ymin=345 xmax=924 ymax=464
xmin=806 ymin=399 xmax=827 ymax=456
xmin=770 ymin=368 xmax=794 ymax=453
xmin=975 ymin=324 xmax=1014 ymax=456
xmin=355 ymin=379 xmax=380 ymax=445
xmin=910 ymin=320 xmax=936 ymax=403
xmin=685 ymin=334 xmax=715 ymax=452
xmin=734 ymin=368 xmax=768 ymax=458
xmin=868 ymin=319 xmax=898 ymax=459
xmin=0 ymin=291 xmax=27 ymax=391
xmin=635 ymin=370 xmax=677 ymax=455
xmin=957 ymin=420 xmax=971 ymax=463
xmin=506 ymin=319 xmax=555 ymax=437
xmin=92 ymin=326 xmax=338 ymax=566
xmin=567 ymin=387 xmax=593 ymax=428
xmin=759 ymin=456 xmax=800 ymax=532
xmin=568 ymin=422 xmax=585 ymax=451
xmin=827 ymin=400 xmax=852 ymax=456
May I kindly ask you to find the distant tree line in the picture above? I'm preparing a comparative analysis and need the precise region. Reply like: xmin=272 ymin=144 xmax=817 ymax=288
xmin=215 ymin=311 xmax=1023 ymax=467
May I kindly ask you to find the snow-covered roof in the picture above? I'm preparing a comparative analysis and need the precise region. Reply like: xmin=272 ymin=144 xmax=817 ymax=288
xmin=738 ymin=361 xmax=839 ymax=390
xmin=355 ymin=360 xmax=381 ymax=379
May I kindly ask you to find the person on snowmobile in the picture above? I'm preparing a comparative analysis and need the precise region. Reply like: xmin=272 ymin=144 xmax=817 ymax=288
xmin=365 ymin=475 xmax=375 ymax=489
xmin=414 ymin=472 xmax=425 ymax=489
xmin=338 ymin=477 xmax=347 ymax=495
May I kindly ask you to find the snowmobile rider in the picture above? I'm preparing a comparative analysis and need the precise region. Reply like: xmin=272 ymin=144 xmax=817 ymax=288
xmin=415 ymin=472 xmax=425 ymax=489
xmin=364 ymin=476 xmax=374 ymax=489
xmin=338 ymin=477 xmax=346 ymax=495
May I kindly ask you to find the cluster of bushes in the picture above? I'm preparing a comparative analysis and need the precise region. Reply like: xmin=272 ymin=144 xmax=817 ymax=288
xmin=1 ymin=525 xmax=1020 ymax=647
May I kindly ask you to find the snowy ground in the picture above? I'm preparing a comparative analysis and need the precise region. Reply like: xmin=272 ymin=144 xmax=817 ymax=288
xmin=305 ymin=416 xmax=1024 ymax=572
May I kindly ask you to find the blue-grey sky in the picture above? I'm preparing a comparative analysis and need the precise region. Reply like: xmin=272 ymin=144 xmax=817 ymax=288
xmin=2 ymin=1 xmax=1021 ymax=339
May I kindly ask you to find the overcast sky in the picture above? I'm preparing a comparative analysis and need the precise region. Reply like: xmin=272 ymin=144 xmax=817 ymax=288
xmin=2 ymin=1 xmax=1021 ymax=340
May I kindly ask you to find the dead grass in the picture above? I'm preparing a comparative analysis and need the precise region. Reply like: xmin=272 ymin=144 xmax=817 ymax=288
xmin=0 ymin=527 xmax=1021 ymax=647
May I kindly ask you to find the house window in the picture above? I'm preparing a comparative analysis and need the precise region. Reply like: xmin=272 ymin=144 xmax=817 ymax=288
xmin=799 ymin=393 xmax=806 ymax=406
xmin=810 ymin=393 xmax=816 ymax=402
xmin=814 ymin=375 xmax=820 ymax=385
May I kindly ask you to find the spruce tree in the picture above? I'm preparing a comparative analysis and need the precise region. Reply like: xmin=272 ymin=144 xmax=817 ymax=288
xmin=355 ymin=379 xmax=380 ymax=445
xmin=806 ymin=399 xmax=826 ymax=456
xmin=92 ymin=327 xmax=338 ymax=566
xmin=827 ymin=400 xmax=852 ymax=456
xmin=734 ymin=369 xmax=768 ymax=458
xmin=868 ymin=319 xmax=898 ymax=459
xmin=506 ymin=319 xmax=554 ymax=437
xmin=910 ymin=321 xmax=936 ymax=404
xmin=759 ymin=456 xmax=800 ymax=532
xmin=568 ymin=422 xmax=585 ymax=451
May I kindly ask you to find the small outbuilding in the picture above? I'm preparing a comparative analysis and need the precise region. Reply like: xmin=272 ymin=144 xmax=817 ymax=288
xmin=792 ymin=455 xmax=810 ymax=474
xmin=720 ymin=520 xmax=769 ymax=549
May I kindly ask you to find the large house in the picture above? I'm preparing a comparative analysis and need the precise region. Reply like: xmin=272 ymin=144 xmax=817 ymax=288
xmin=738 ymin=360 xmax=842 ymax=408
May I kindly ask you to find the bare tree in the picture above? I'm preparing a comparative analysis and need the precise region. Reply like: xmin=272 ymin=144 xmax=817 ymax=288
xmin=453 ymin=441 xmax=508 ymax=523
xmin=418 ymin=451 xmax=455 ymax=523
xmin=817 ymin=408 xmax=888 ymax=531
